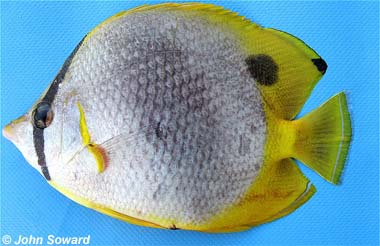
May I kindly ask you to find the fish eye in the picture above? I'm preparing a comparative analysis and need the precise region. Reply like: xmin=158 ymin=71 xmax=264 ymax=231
xmin=32 ymin=102 xmax=54 ymax=129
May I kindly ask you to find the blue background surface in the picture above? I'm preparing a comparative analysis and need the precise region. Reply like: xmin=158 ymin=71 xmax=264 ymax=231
xmin=1 ymin=1 xmax=379 ymax=245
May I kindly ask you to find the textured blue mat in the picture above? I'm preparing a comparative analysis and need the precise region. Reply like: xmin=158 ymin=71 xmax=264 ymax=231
xmin=1 ymin=1 xmax=379 ymax=245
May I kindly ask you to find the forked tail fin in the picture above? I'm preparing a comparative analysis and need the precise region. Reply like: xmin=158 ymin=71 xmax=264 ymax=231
xmin=293 ymin=92 xmax=352 ymax=184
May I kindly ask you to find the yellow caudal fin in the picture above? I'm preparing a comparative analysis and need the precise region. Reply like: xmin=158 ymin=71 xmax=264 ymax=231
xmin=293 ymin=92 xmax=352 ymax=184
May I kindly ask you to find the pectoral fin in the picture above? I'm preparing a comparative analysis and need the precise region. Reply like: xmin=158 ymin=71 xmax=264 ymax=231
xmin=77 ymin=102 xmax=107 ymax=173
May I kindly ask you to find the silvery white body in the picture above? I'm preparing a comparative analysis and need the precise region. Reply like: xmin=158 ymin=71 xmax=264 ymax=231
xmin=23 ymin=10 xmax=266 ymax=224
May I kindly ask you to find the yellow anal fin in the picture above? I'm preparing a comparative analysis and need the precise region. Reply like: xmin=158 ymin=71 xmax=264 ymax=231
xmin=197 ymin=158 xmax=315 ymax=233
xmin=77 ymin=102 xmax=107 ymax=173
xmin=48 ymin=181 xmax=165 ymax=229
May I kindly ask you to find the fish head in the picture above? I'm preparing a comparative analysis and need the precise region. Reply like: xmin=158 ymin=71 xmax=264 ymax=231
xmin=3 ymin=114 xmax=38 ymax=167
xmin=2 ymin=84 xmax=85 ymax=181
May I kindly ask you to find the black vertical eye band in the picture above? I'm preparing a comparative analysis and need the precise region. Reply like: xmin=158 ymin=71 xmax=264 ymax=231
xmin=32 ymin=35 xmax=86 ymax=181
xmin=33 ymin=127 xmax=51 ymax=180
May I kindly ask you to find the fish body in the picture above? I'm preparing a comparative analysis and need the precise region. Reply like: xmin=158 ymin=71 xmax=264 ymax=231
xmin=3 ymin=3 xmax=351 ymax=232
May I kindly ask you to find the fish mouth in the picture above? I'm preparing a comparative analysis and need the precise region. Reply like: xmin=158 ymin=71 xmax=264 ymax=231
xmin=2 ymin=124 xmax=15 ymax=142
xmin=2 ymin=115 xmax=27 ymax=144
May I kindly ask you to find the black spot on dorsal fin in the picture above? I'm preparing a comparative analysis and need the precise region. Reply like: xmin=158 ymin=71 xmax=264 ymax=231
xmin=311 ymin=58 xmax=328 ymax=75
xmin=245 ymin=54 xmax=278 ymax=86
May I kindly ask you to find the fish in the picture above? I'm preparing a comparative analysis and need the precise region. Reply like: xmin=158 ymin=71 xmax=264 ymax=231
xmin=2 ymin=3 xmax=352 ymax=232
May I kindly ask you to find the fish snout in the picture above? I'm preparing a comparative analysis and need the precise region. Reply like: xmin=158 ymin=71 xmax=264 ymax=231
xmin=2 ymin=115 xmax=27 ymax=143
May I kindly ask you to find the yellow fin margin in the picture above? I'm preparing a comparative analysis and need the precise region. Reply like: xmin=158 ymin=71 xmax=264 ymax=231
xmin=48 ymin=181 xmax=165 ymax=229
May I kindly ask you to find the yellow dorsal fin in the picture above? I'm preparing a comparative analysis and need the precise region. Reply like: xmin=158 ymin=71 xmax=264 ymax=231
xmin=130 ymin=2 xmax=255 ymax=28
xmin=165 ymin=3 xmax=327 ymax=120
xmin=85 ymin=2 xmax=326 ymax=120
xmin=84 ymin=2 xmax=257 ymax=43
xmin=246 ymin=27 xmax=326 ymax=119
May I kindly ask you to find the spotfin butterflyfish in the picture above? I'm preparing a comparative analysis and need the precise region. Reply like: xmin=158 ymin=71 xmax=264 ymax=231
xmin=3 ymin=3 xmax=351 ymax=232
